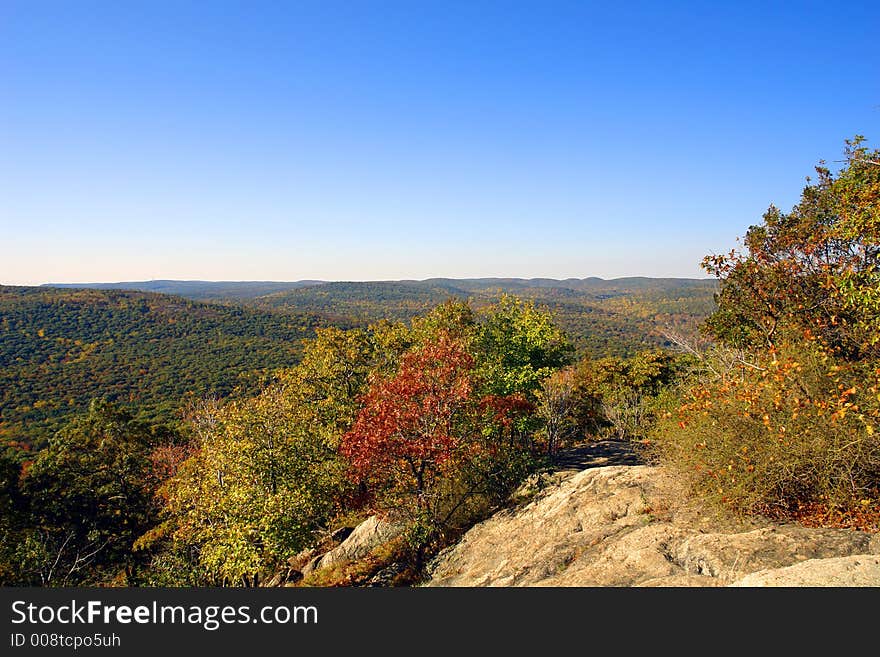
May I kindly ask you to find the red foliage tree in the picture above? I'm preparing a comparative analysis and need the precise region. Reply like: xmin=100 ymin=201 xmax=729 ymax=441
xmin=340 ymin=333 xmax=535 ymax=547
xmin=341 ymin=333 xmax=475 ymax=502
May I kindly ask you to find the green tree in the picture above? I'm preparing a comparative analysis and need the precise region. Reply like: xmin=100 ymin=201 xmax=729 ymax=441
xmin=161 ymin=390 xmax=342 ymax=585
xmin=474 ymin=295 xmax=573 ymax=398
xmin=287 ymin=326 xmax=382 ymax=433
xmin=156 ymin=326 xmax=384 ymax=585
xmin=20 ymin=400 xmax=162 ymax=585
xmin=0 ymin=444 xmax=29 ymax=585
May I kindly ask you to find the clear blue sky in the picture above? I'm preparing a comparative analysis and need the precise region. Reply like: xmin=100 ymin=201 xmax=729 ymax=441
xmin=2 ymin=1 xmax=878 ymax=285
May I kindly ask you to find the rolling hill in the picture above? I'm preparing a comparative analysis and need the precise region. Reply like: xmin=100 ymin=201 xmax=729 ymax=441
xmin=0 ymin=286 xmax=334 ymax=448
xmin=6 ymin=277 xmax=718 ymax=447
xmin=43 ymin=279 xmax=325 ymax=302
xmin=248 ymin=277 xmax=718 ymax=356
xmin=47 ymin=277 xmax=717 ymax=357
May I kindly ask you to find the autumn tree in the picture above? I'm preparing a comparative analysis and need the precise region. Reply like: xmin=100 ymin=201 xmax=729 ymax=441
xmin=652 ymin=137 xmax=880 ymax=529
xmin=703 ymin=136 xmax=880 ymax=359
xmin=154 ymin=295 xmax=568 ymax=583
xmin=341 ymin=334 xmax=474 ymax=530
xmin=341 ymin=332 xmax=534 ymax=558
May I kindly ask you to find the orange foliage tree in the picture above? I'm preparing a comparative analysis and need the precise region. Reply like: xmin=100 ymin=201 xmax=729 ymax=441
xmin=652 ymin=137 xmax=880 ymax=530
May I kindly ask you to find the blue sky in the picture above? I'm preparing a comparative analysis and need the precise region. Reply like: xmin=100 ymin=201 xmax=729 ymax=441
xmin=2 ymin=1 xmax=878 ymax=285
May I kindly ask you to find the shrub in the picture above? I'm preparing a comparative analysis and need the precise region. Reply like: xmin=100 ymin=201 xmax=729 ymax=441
xmin=649 ymin=340 xmax=880 ymax=529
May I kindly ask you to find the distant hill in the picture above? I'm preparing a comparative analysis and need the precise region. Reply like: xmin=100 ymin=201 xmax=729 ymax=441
xmin=417 ymin=276 xmax=714 ymax=292
xmin=43 ymin=276 xmax=712 ymax=301
xmin=43 ymin=279 xmax=325 ymax=301
xmin=248 ymin=277 xmax=718 ymax=357
xmin=0 ymin=285 xmax=334 ymax=448
xmin=8 ymin=277 xmax=719 ymax=446
xmin=41 ymin=276 xmax=718 ymax=357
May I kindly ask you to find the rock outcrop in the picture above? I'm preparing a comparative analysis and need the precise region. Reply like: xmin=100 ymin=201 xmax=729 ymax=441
xmin=426 ymin=465 xmax=880 ymax=587
xmin=303 ymin=515 xmax=404 ymax=576
xmin=729 ymin=555 xmax=880 ymax=587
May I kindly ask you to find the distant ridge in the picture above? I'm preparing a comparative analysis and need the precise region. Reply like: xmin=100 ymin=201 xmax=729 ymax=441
xmin=42 ymin=276 xmax=712 ymax=301
xmin=42 ymin=279 xmax=326 ymax=301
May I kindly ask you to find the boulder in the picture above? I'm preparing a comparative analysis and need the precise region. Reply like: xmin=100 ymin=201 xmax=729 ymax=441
xmin=301 ymin=554 xmax=323 ymax=577
xmin=285 ymin=569 xmax=303 ymax=585
xmin=367 ymin=562 xmax=408 ymax=587
xmin=263 ymin=572 xmax=283 ymax=587
xmin=264 ymin=567 xmax=304 ymax=587
xmin=308 ymin=515 xmax=404 ymax=574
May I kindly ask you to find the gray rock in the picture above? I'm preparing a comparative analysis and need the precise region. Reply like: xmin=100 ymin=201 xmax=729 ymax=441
xmin=670 ymin=525 xmax=871 ymax=581
xmin=636 ymin=574 xmax=720 ymax=587
xmin=264 ymin=567 xmax=304 ymax=587
xmin=311 ymin=515 xmax=404 ymax=574
xmin=367 ymin=562 xmax=408 ymax=587
xmin=301 ymin=554 xmax=323 ymax=576
xmin=426 ymin=465 xmax=877 ymax=587
xmin=288 ymin=546 xmax=317 ymax=568
xmin=263 ymin=572 xmax=283 ymax=587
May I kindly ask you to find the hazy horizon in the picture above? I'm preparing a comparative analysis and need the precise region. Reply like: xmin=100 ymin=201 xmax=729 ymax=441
xmin=3 ymin=3 xmax=878 ymax=286
xmin=8 ymin=273 xmax=717 ymax=288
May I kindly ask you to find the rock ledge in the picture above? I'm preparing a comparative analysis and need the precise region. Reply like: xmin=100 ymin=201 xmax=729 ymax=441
xmin=426 ymin=465 xmax=879 ymax=587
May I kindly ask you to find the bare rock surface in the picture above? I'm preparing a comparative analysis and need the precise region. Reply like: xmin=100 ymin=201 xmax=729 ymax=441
xmin=730 ymin=555 xmax=880 ymax=587
xmin=306 ymin=515 xmax=404 ymax=575
xmin=426 ymin=456 xmax=878 ymax=587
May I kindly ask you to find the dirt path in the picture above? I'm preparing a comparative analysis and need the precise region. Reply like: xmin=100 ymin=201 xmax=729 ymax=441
xmin=550 ymin=439 xmax=644 ymax=473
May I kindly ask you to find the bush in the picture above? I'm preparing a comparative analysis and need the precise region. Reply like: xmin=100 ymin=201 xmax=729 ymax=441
xmin=648 ymin=340 xmax=880 ymax=529
xmin=534 ymin=350 xmax=684 ymax=450
xmin=650 ymin=137 xmax=880 ymax=531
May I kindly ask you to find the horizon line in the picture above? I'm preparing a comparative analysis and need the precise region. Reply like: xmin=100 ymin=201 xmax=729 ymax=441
xmin=13 ymin=274 xmax=717 ymax=288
